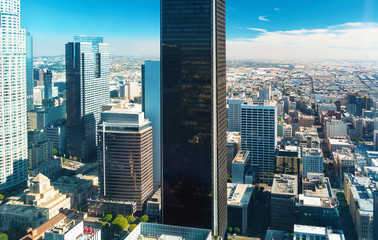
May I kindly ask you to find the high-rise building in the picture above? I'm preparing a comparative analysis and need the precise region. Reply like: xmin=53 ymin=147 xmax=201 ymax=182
xmin=26 ymin=30 xmax=34 ymax=111
xmin=227 ymin=99 xmax=245 ymax=132
xmin=98 ymin=104 xmax=153 ymax=212
xmin=142 ymin=60 xmax=161 ymax=189
xmin=241 ymin=101 xmax=277 ymax=182
xmin=0 ymin=0 xmax=28 ymax=190
xmin=66 ymin=35 xmax=110 ymax=162
xmin=161 ymin=0 xmax=227 ymax=236
xmin=43 ymin=70 xmax=53 ymax=107
xmin=271 ymin=174 xmax=298 ymax=233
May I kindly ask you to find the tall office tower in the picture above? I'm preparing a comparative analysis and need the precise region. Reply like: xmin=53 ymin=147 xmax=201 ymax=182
xmin=227 ymin=99 xmax=245 ymax=132
xmin=98 ymin=104 xmax=153 ymax=212
xmin=161 ymin=0 xmax=227 ymax=236
xmin=66 ymin=35 xmax=110 ymax=162
xmin=142 ymin=60 xmax=161 ymax=189
xmin=259 ymin=86 xmax=271 ymax=101
xmin=241 ymin=101 xmax=277 ymax=183
xmin=42 ymin=70 xmax=53 ymax=107
xmin=0 ymin=0 xmax=28 ymax=190
xmin=26 ymin=30 xmax=34 ymax=111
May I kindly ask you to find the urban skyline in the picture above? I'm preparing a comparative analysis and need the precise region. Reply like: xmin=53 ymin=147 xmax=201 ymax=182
xmin=0 ymin=0 xmax=378 ymax=239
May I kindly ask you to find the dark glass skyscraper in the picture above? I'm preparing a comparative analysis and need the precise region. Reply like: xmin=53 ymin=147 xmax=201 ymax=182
xmin=66 ymin=36 xmax=110 ymax=162
xmin=161 ymin=0 xmax=227 ymax=236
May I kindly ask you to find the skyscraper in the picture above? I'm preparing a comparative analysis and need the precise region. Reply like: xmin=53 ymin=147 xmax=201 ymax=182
xmin=374 ymin=191 xmax=378 ymax=240
xmin=161 ymin=0 xmax=227 ymax=236
xmin=0 ymin=0 xmax=28 ymax=190
xmin=142 ymin=60 xmax=161 ymax=189
xmin=241 ymin=101 xmax=277 ymax=183
xmin=66 ymin=36 xmax=110 ymax=162
xmin=98 ymin=104 xmax=153 ymax=212
xmin=26 ymin=30 xmax=34 ymax=111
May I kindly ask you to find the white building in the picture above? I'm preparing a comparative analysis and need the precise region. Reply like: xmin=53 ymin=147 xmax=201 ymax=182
xmin=0 ymin=0 xmax=28 ymax=190
xmin=294 ymin=225 xmax=345 ymax=240
xmin=45 ymin=220 xmax=101 ymax=240
xmin=302 ymin=148 xmax=324 ymax=178
xmin=283 ymin=124 xmax=292 ymax=138
xmin=326 ymin=119 xmax=347 ymax=138
xmin=241 ymin=101 xmax=277 ymax=182
xmin=228 ymin=99 xmax=245 ymax=132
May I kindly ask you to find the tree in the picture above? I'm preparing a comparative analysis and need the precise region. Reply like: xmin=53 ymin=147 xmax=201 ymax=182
xmin=53 ymin=148 xmax=58 ymax=155
xmin=227 ymin=227 xmax=233 ymax=233
xmin=234 ymin=227 xmax=240 ymax=233
xmin=111 ymin=215 xmax=128 ymax=232
xmin=127 ymin=215 xmax=136 ymax=223
xmin=140 ymin=215 xmax=149 ymax=223
xmin=104 ymin=214 xmax=113 ymax=222
xmin=62 ymin=157 xmax=67 ymax=163
xmin=128 ymin=224 xmax=137 ymax=233
xmin=0 ymin=194 xmax=4 ymax=200
xmin=97 ymin=221 xmax=108 ymax=228
xmin=0 ymin=233 xmax=7 ymax=240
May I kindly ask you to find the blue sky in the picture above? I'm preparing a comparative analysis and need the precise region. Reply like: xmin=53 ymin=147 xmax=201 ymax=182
xmin=22 ymin=0 xmax=378 ymax=59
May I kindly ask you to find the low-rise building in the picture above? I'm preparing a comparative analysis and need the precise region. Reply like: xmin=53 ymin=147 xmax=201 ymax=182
xmin=45 ymin=219 xmax=101 ymax=240
xmin=328 ymin=138 xmax=353 ymax=154
xmin=276 ymin=145 xmax=302 ymax=176
xmin=232 ymin=150 xmax=250 ymax=184
xmin=293 ymin=225 xmax=345 ymax=240
xmin=227 ymin=132 xmax=241 ymax=174
xmin=227 ymin=183 xmax=254 ymax=233
xmin=51 ymin=174 xmax=98 ymax=209
xmin=302 ymin=148 xmax=324 ymax=178
xmin=344 ymin=174 xmax=376 ymax=240
xmin=0 ymin=174 xmax=71 ymax=231
xmin=333 ymin=148 xmax=356 ymax=183
xmin=146 ymin=188 xmax=161 ymax=221
xmin=123 ymin=222 xmax=212 ymax=240
xmin=296 ymin=173 xmax=340 ymax=229
xmin=87 ymin=195 xmax=137 ymax=217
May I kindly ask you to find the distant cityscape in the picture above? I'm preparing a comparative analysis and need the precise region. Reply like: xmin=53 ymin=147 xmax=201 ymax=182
xmin=0 ymin=1 xmax=378 ymax=240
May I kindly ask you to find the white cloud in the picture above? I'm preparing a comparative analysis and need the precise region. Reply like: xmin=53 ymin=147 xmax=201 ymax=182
xmin=258 ymin=16 xmax=270 ymax=22
xmin=274 ymin=8 xmax=280 ymax=11
xmin=247 ymin=28 xmax=268 ymax=33
xmin=228 ymin=22 xmax=378 ymax=60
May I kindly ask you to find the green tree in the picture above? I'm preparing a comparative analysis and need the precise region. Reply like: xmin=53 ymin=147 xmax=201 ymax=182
xmin=227 ymin=227 xmax=233 ymax=233
xmin=111 ymin=215 xmax=128 ymax=232
xmin=62 ymin=157 xmax=67 ymax=163
xmin=128 ymin=224 xmax=137 ymax=233
xmin=53 ymin=148 xmax=58 ymax=155
xmin=104 ymin=214 xmax=113 ymax=222
xmin=0 ymin=194 xmax=4 ymax=200
xmin=97 ymin=221 xmax=108 ymax=228
xmin=140 ymin=215 xmax=149 ymax=222
xmin=127 ymin=215 xmax=136 ymax=223
xmin=234 ymin=227 xmax=240 ymax=233
xmin=0 ymin=233 xmax=7 ymax=240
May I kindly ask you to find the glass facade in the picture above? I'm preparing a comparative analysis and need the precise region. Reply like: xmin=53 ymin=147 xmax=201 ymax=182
xmin=66 ymin=36 xmax=110 ymax=162
xmin=142 ymin=61 xmax=161 ymax=190
xmin=161 ymin=0 xmax=227 ymax=236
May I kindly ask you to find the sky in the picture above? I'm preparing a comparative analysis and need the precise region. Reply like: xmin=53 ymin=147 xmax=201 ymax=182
xmin=22 ymin=0 xmax=378 ymax=60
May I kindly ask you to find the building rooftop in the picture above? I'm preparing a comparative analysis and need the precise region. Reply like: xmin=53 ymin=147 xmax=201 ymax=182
xmin=232 ymin=150 xmax=249 ymax=164
xmin=302 ymin=148 xmax=323 ymax=157
xmin=328 ymin=138 xmax=352 ymax=146
xmin=272 ymin=174 xmax=298 ymax=196
xmin=294 ymin=224 xmax=327 ymax=235
xmin=242 ymin=100 xmax=277 ymax=107
xmin=227 ymin=183 xmax=254 ymax=207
